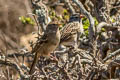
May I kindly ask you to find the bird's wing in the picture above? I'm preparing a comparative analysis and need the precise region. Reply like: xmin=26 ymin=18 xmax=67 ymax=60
xmin=31 ymin=33 xmax=48 ymax=54
xmin=60 ymin=22 xmax=79 ymax=42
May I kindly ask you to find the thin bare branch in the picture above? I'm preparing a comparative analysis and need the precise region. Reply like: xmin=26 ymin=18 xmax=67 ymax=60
xmin=0 ymin=58 xmax=29 ymax=79
xmin=103 ymin=48 xmax=120 ymax=63
xmin=97 ymin=22 xmax=120 ymax=33
xmin=64 ymin=0 xmax=75 ymax=14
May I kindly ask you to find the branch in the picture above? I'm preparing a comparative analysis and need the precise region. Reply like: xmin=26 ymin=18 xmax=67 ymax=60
xmin=103 ymin=48 xmax=120 ymax=63
xmin=57 ymin=62 xmax=72 ymax=80
xmin=97 ymin=22 xmax=120 ymax=33
xmin=108 ymin=56 xmax=120 ymax=68
xmin=0 ymin=58 xmax=29 ymax=79
xmin=72 ymin=0 xmax=95 ymax=41
xmin=7 ymin=52 xmax=32 ymax=58
xmin=31 ymin=0 xmax=49 ymax=32
xmin=0 ymin=31 xmax=20 ymax=49
xmin=64 ymin=0 xmax=75 ymax=14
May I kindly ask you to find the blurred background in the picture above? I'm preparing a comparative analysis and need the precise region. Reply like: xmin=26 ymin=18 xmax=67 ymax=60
xmin=0 ymin=0 xmax=35 ymax=51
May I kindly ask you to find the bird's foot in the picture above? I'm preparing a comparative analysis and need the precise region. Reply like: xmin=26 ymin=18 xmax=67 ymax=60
xmin=50 ymin=55 xmax=58 ymax=62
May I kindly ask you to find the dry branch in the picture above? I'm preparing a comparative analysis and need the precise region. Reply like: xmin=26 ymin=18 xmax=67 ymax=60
xmin=0 ymin=58 xmax=29 ymax=79
xmin=64 ymin=0 xmax=75 ymax=14
xmin=103 ymin=48 xmax=120 ymax=63
xmin=97 ymin=22 xmax=120 ymax=33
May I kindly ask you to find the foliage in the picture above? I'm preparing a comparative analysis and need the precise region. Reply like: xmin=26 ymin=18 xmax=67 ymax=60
xmin=110 ymin=17 xmax=115 ymax=23
xmin=49 ymin=8 xmax=69 ymax=22
xmin=82 ymin=17 xmax=99 ymax=35
xmin=49 ymin=8 xmax=70 ymax=29
xmin=19 ymin=16 xmax=35 ymax=25
xmin=62 ymin=9 xmax=70 ymax=20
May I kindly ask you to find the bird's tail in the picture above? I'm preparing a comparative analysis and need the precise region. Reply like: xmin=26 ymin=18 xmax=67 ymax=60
xmin=29 ymin=53 xmax=38 ymax=75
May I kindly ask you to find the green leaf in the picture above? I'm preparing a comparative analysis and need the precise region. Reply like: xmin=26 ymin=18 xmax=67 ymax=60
xmin=85 ymin=30 xmax=89 ymax=35
xmin=19 ymin=16 xmax=26 ymax=24
xmin=25 ymin=17 xmax=31 ymax=22
xmin=63 ymin=9 xmax=68 ymax=15
xmin=110 ymin=17 xmax=115 ymax=23
xmin=101 ymin=28 xmax=105 ymax=32
xmin=19 ymin=16 xmax=35 ymax=25
xmin=63 ymin=15 xmax=69 ymax=20
xmin=94 ymin=17 xmax=98 ymax=26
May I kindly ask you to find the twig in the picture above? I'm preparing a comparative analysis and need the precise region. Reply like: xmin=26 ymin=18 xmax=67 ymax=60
xmin=56 ymin=62 xmax=71 ymax=80
xmin=76 ymin=54 xmax=83 ymax=73
xmin=97 ymin=22 xmax=120 ymax=33
xmin=33 ymin=14 xmax=42 ymax=35
xmin=21 ymin=64 xmax=30 ymax=72
xmin=7 ymin=52 xmax=32 ymax=58
xmin=41 ymin=68 xmax=49 ymax=79
xmin=0 ymin=31 xmax=20 ymax=49
xmin=28 ymin=13 xmax=42 ymax=35
xmin=0 ymin=58 xmax=29 ymax=79
xmin=30 ymin=0 xmax=47 ymax=33
xmin=103 ymin=48 xmax=120 ymax=63
xmin=6 ymin=67 xmax=10 ymax=80
xmin=64 ymin=0 xmax=75 ymax=14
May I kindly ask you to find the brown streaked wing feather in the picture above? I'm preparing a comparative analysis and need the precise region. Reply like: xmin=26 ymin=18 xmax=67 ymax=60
xmin=60 ymin=22 xmax=79 ymax=42
xmin=31 ymin=34 xmax=48 ymax=54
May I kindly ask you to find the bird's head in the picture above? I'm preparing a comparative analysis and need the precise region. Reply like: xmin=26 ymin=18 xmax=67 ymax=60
xmin=46 ymin=20 xmax=61 ymax=34
xmin=69 ymin=13 xmax=84 ymax=22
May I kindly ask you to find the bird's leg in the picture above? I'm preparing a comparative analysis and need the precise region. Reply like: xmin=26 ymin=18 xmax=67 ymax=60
xmin=50 ymin=53 xmax=58 ymax=62
xmin=45 ymin=53 xmax=58 ymax=62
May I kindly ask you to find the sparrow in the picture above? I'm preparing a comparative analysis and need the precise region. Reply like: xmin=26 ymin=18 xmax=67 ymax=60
xmin=29 ymin=22 xmax=60 ymax=74
xmin=60 ymin=13 xmax=84 ymax=49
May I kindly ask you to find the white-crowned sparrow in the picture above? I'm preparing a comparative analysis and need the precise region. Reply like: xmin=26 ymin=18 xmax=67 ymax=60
xmin=60 ymin=13 xmax=84 ymax=49
xmin=29 ymin=22 xmax=60 ymax=74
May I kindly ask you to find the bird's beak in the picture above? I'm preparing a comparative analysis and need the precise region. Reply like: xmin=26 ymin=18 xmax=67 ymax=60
xmin=80 ymin=15 xmax=85 ymax=18
xmin=57 ymin=23 xmax=62 ymax=28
